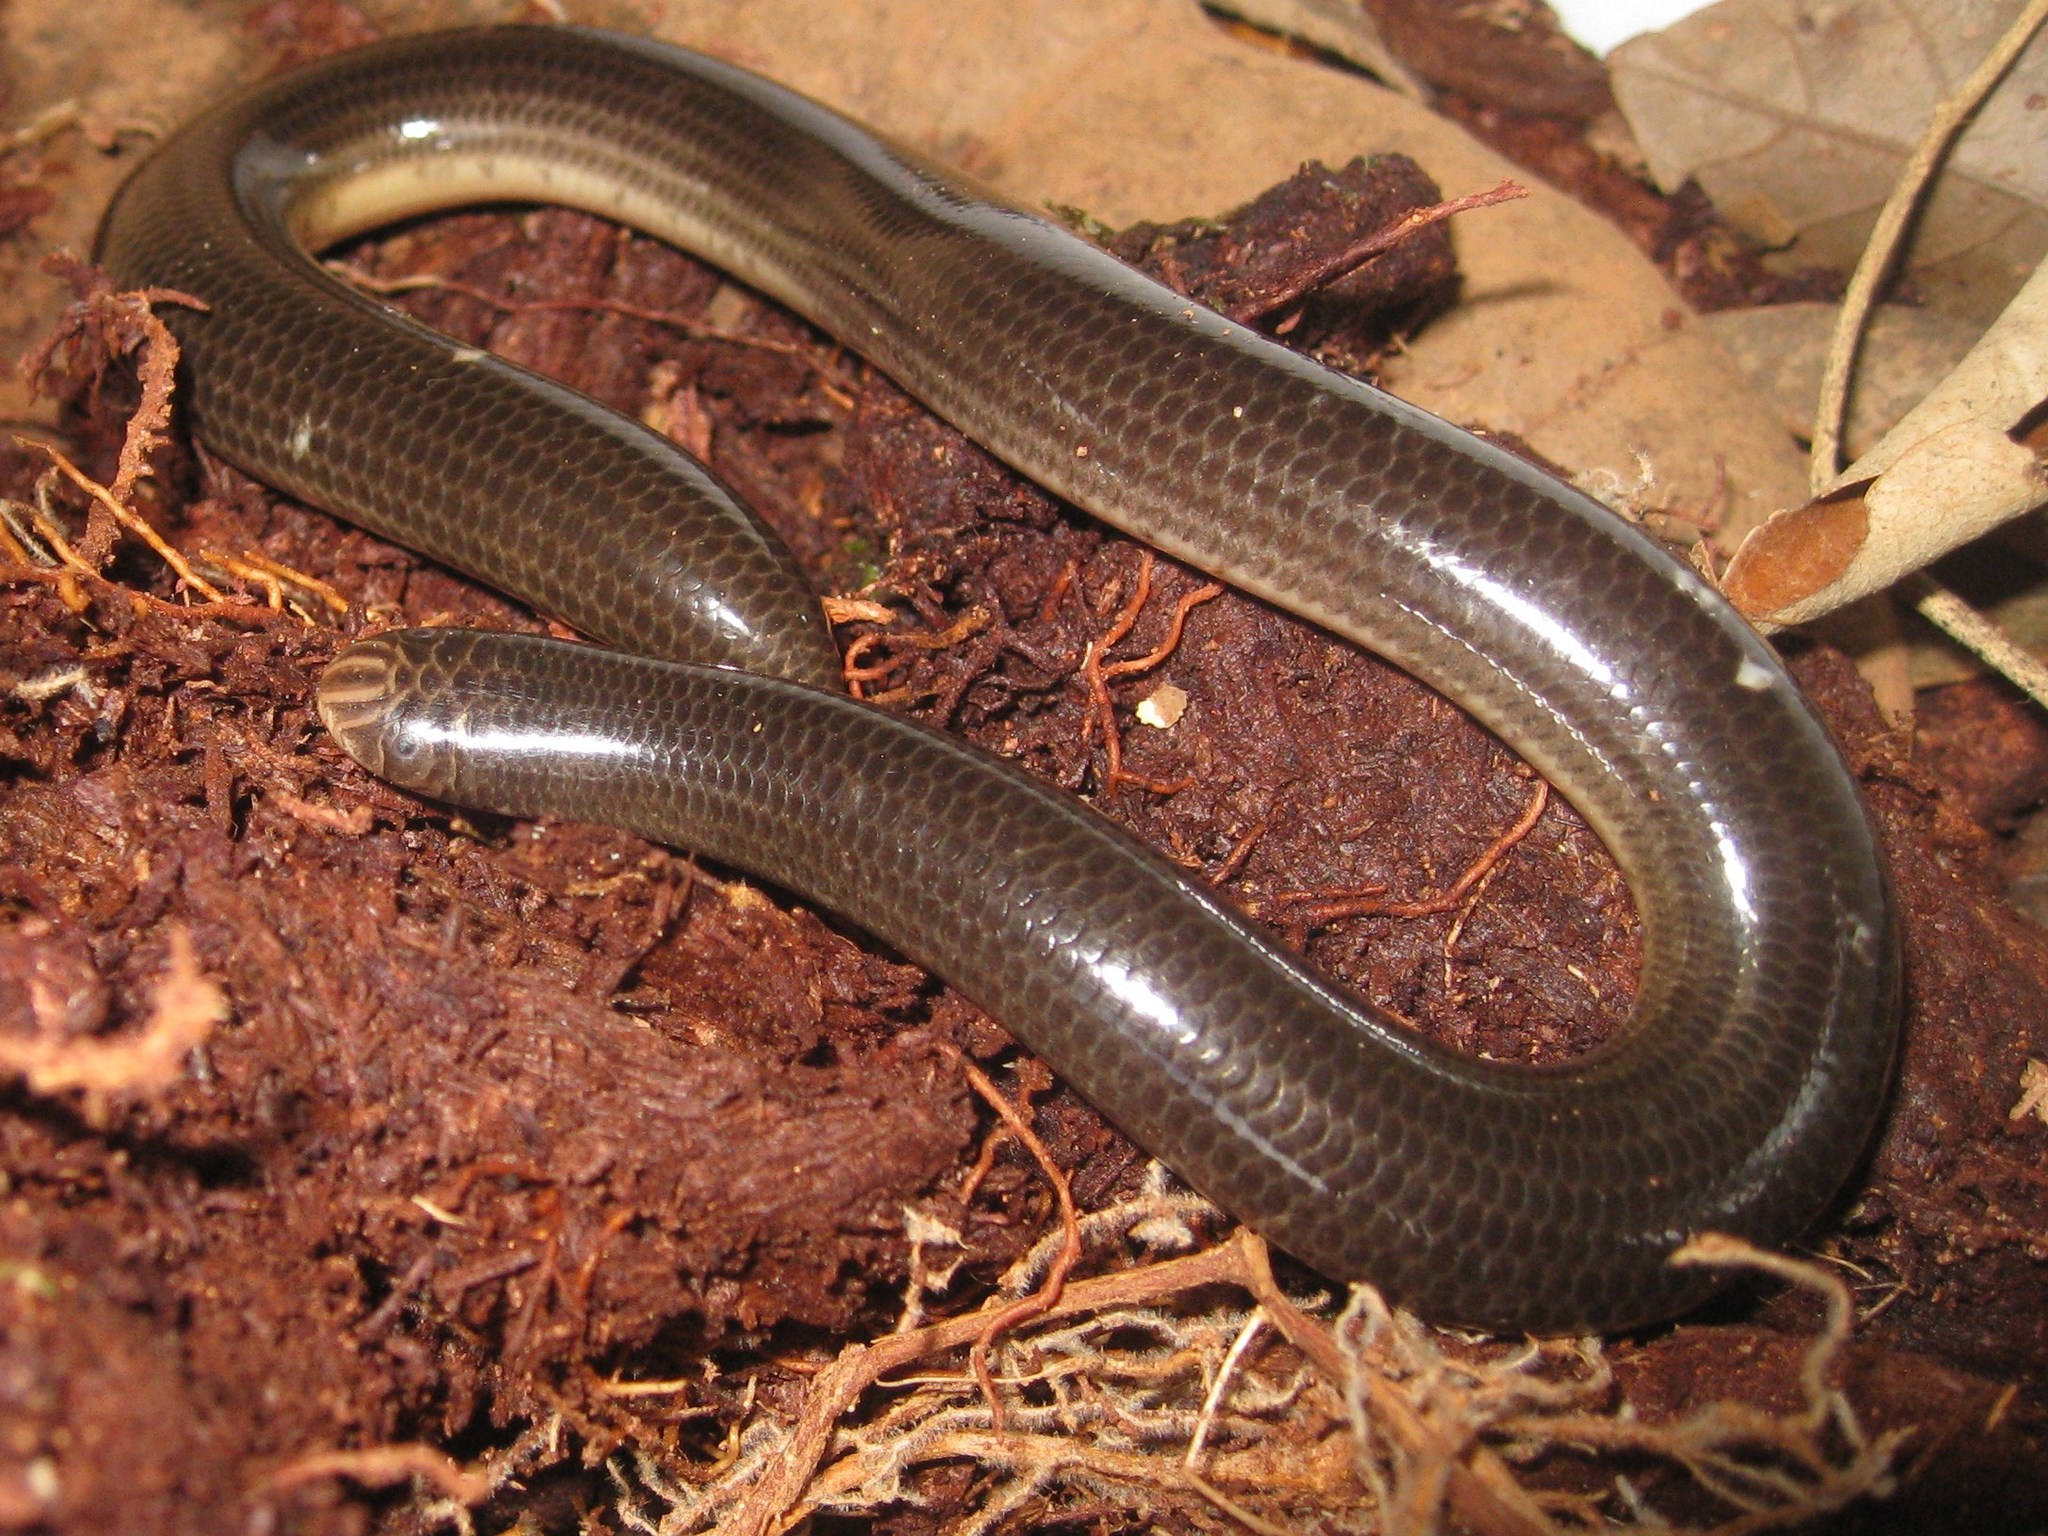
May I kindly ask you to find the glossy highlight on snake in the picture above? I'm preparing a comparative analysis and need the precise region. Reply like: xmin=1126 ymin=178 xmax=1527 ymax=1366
xmin=97 ymin=25 xmax=1899 ymax=1332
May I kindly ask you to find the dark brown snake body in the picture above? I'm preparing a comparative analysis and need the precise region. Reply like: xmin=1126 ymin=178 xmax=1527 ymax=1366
xmin=96 ymin=26 xmax=1898 ymax=1332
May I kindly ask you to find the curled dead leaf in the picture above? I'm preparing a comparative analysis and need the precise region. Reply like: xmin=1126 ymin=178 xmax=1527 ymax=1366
xmin=1727 ymin=259 xmax=2048 ymax=628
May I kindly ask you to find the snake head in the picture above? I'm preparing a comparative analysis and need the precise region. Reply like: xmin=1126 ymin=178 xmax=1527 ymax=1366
xmin=317 ymin=633 xmax=471 ymax=799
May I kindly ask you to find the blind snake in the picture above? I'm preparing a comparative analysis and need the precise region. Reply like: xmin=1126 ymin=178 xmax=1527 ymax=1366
xmin=95 ymin=25 xmax=1898 ymax=1332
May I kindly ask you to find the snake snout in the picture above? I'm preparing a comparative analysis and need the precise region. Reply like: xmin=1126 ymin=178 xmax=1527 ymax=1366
xmin=318 ymin=639 xmax=415 ymax=781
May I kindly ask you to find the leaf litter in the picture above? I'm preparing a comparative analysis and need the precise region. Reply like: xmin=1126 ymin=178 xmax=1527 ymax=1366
xmin=1610 ymin=0 xmax=2048 ymax=326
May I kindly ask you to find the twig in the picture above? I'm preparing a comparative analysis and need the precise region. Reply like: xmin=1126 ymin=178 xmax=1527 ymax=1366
xmin=1099 ymin=579 xmax=1224 ymax=680
xmin=263 ymin=1444 xmax=491 ymax=1506
xmin=25 ymin=439 xmax=224 ymax=601
xmin=1206 ymin=817 xmax=1268 ymax=884
xmin=597 ymin=1377 xmax=717 ymax=1403
xmin=1902 ymin=572 xmax=2048 ymax=710
xmin=22 ymin=265 xmax=207 ymax=514
xmin=1180 ymin=1464 xmax=1293 ymax=1536
xmin=229 ymin=546 xmax=351 ymax=615
xmin=724 ymin=1233 xmax=1286 ymax=1536
xmin=1442 ymin=856 xmax=1509 ymax=996
xmin=956 ymin=1055 xmax=1083 ymax=1434
xmin=717 ymin=1221 xmax=1895 ymax=1536
xmin=2 ymin=562 xmax=295 ymax=628
xmin=1470 ymin=1236 xmax=1908 ymax=1531
xmin=0 ymin=505 xmax=42 ymax=569
xmin=18 ymin=497 xmax=93 ymax=575
xmin=2 ymin=99 xmax=81 ymax=154
xmin=1081 ymin=553 xmax=1219 ymax=796
xmin=1810 ymin=0 xmax=2048 ymax=489
xmin=1081 ymin=553 xmax=1157 ymax=769
xmin=841 ymin=606 xmax=991 ymax=698
xmin=728 ymin=1230 xmax=1539 ymax=1536
xmin=1272 ymin=780 xmax=1548 ymax=927
xmin=955 ymin=1122 xmax=1014 ymax=1210
xmin=1186 ymin=1311 xmax=1267 ymax=1470
xmin=1238 ymin=1239 xmax=1553 ymax=1536
xmin=1227 ymin=181 xmax=1527 ymax=325
xmin=1672 ymin=1235 xmax=1859 ymax=1440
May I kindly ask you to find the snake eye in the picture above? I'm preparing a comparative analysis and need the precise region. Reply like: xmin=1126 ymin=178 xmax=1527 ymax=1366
xmin=374 ymin=704 xmax=472 ymax=799
xmin=383 ymin=716 xmax=432 ymax=770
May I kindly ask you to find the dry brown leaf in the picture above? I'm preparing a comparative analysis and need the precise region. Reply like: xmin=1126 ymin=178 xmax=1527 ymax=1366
xmin=1725 ymin=257 xmax=2048 ymax=626
xmin=2 ymin=0 xmax=1815 ymax=542
xmin=1703 ymin=300 xmax=1981 ymax=460
xmin=1353 ymin=0 xmax=1617 ymax=119
xmin=612 ymin=0 xmax=1810 ymax=539
xmin=0 ymin=0 xmax=243 ymax=425
xmin=1610 ymin=0 xmax=2048 ymax=325
xmin=1201 ymin=0 xmax=1428 ymax=98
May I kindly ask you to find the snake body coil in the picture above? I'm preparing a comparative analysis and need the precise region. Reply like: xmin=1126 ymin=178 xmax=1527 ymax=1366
xmin=97 ymin=26 xmax=1898 ymax=1332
